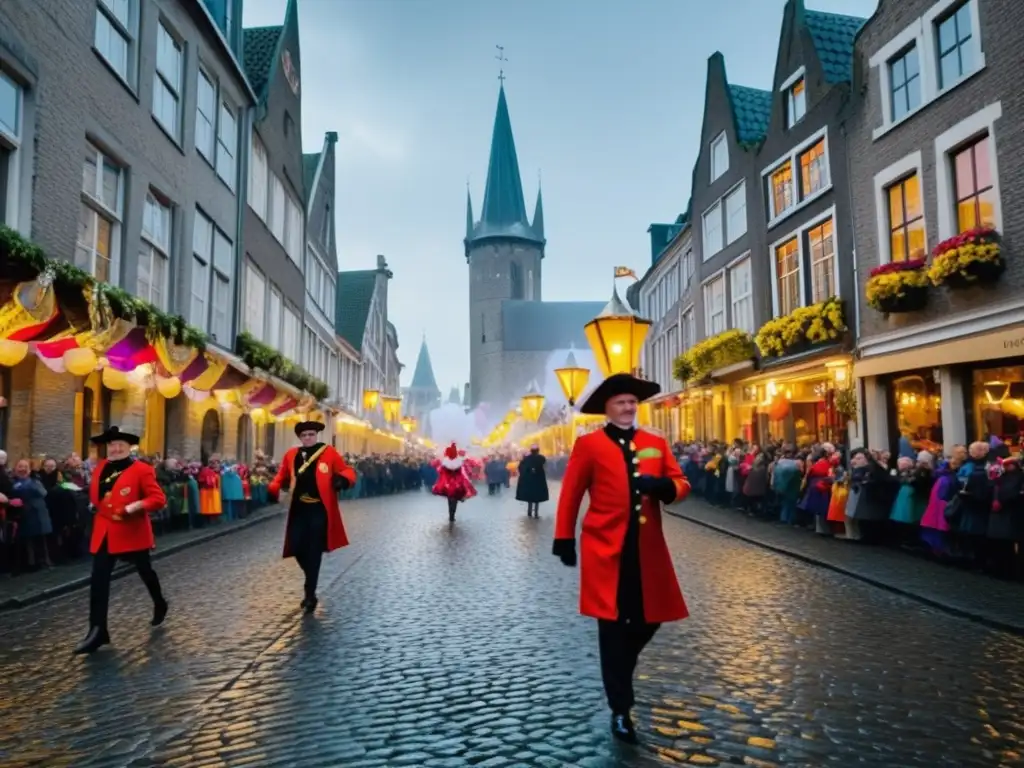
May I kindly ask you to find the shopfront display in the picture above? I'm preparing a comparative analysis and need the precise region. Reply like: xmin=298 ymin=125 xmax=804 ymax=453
xmin=969 ymin=364 xmax=1024 ymax=448
xmin=886 ymin=370 xmax=943 ymax=455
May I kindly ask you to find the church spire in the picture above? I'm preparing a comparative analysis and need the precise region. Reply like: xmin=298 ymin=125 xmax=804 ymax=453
xmin=466 ymin=186 xmax=474 ymax=241
xmin=409 ymin=337 xmax=440 ymax=395
xmin=532 ymin=176 xmax=545 ymax=241
xmin=466 ymin=84 xmax=544 ymax=249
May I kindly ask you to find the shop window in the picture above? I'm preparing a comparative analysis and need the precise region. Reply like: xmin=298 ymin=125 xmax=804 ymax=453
xmin=972 ymin=366 xmax=1024 ymax=448
xmin=890 ymin=372 xmax=943 ymax=455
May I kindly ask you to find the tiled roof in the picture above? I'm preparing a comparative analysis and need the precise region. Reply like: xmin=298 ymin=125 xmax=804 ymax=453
xmin=334 ymin=270 xmax=377 ymax=349
xmin=501 ymin=301 xmax=606 ymax=352
xmin=804 ymin=9 xmax=868 ymax=84
xmin=727 ymin=85 xmax=773 ymax=146
xmin=302 ymin=152 xmax=321 ymax=196
xmin=242 ymin=26 xmax=282 ymax=97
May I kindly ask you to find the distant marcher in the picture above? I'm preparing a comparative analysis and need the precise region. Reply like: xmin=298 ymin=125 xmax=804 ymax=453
xmin=516 ymin=444 xmax=549 ymax=517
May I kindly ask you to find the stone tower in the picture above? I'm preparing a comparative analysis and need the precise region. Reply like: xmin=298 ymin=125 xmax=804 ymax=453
xmin=465 ymin=85 xmax=545 ymax=409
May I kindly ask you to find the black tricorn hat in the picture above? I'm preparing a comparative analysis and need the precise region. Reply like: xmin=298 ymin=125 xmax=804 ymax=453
xmin=294 ymin=420 xmax=326 ymax=437
xmin=89 ymin=425 xmax=141 ymax=446
xmin=579 ymin=373 xmax=661 ymax=415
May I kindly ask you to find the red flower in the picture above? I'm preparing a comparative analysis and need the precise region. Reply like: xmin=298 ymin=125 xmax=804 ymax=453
xmin=869 ymin=259 xmax=926 ymax=277
xmin=932 ymin=226 xmax=1000 ymax=257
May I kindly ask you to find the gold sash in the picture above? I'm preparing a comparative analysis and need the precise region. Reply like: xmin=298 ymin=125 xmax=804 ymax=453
xmin=296 ymin=445 xmax=328 ymax=477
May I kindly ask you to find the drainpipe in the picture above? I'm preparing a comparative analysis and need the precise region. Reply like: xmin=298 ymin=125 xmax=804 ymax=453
xmin=232 ymin=102 xmax=255 ymax=350
xmin=841 ymin=114 xmax=866 ymax=449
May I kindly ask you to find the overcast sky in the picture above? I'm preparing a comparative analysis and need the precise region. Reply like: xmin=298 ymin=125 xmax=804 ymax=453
xmin=243 ymin=0 xmax=879 ymax=396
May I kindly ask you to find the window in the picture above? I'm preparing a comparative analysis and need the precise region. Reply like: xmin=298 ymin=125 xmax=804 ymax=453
xmin=77 ymin=142 xmax=123 ymax=284
xmin=799 ymin=140 xmax=828 ymax=199
xmin=210 ymin=229 xmax=233 ymax=342
xmin=153 ymin=22 xmax=182 ymax=140
xmin=724 ymin=182 xmax=747 ymax=244
xmin=764 ymin=130 xmax=831 ymax=222
xmin=937 ymin=3 xmax=974 ymax=89
xmin=710 ymin=132 xmax=728 ymax=182
xmin=283 ymin=305 xmax=300 ymax=360
xmin=196 ymin=69 xmax=216 ymax=161
xmin=244 ymin=263 xmax=265 ymax=338
xmin=681 ymin=308 xmax=695 ymax=351
xmin=137 ymin=191 xmax=171 ymax=309
xmin=702 ymin=202 xmax=723 ymax=258
xmin=285 ymin=193 xmax=303 ymax=265
xmin=216 ymin=101 xmax=236 ymax=188
xmin=267 ymin=288 xmax=282 ymax=350
xmin=729 ymin=258 xmax=753 ymax=334
xmin=807 ymin=219 xmax=836 ymax=303
xmin=889 ymin=47 xmax=921 ymax=121
xmin=270 ymin=174 xmax=286 ymax=242
xmin=1 ymin=70 xmax=23 ymax=228
xmin=787 ymin=78 xmax=806 ymax=127
xmin=191 ymin=213 xmax=211 ymax=329
xmin=953 ymin=135 xmax=995 ymax=232
xmin=887 ymin=174 xmax=925 ymax=261
xmin=703 ymin=276 xmax=726 ymax=337
xmin=248 ymin=134 xmax=268 ymax=220
xmin=95 ymin=0 xmax=135 ymax=84
xmin=683 ymin=248 xmax=694 ymax=288
xmin=775 ymin=238 xmax=800 ymax=315
xmin=322 ymin=204 xmax=332 ymax=251
xmin=0 ymin=70 xmax=18 ymax=140
xmin=769 ymin=162 xmax=794 ymax=219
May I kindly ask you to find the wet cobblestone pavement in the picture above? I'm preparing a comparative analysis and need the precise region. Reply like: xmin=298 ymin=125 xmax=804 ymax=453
xmin=1 ymin=485 xmax=1023 ymax=767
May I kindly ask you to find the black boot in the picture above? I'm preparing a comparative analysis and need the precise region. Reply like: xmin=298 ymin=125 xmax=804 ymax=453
xmin=302 ymin=595 xmax=318 ymax=614
xmin=73 ymin=626 xmax=110 ymax=655
xmin=151 ymin=597 xmax=168 ymax=627
xmin=610 ymin=712 xmax=638 ymax=744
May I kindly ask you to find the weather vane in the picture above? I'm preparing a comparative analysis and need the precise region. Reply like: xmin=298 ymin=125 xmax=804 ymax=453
xmin=495 ymin=45 xmax=507 ymax=84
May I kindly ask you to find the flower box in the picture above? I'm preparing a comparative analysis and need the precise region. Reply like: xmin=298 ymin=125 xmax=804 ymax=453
xmin=672 ymin=329 xmax=754 ymax=383
xmin=927 ymin=227 xmax=1004 ymax=289
xmin=865 ymin=259 xmax=929 ymax=314
xmin=755 ymin=297 xmax=846 ymax=358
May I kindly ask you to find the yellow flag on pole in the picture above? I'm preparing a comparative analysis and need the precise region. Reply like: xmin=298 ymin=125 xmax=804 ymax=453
xmin=614 ymin=266 xmax=638 ymax=280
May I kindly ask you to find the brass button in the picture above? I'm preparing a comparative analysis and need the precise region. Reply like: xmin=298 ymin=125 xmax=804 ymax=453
xmin=619 ymin=439 xmax=625 ymax=445
xmin=639 ymin=515 xmax=647 ymax=524
xmin=635 ymin=504 xmax=641 ymax=511
xmin=632 ymin=458 xmax=639 ymax=465
xmin=633 ymin=472 xmax=640 ymax=477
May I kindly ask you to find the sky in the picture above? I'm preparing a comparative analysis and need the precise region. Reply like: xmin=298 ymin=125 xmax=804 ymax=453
xmin=242 ymin=0 xmax=880 ymax=397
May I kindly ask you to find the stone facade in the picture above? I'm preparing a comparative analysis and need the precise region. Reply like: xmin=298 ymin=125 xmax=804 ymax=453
xmin=0 ymin=0 xmax=252 ymax=459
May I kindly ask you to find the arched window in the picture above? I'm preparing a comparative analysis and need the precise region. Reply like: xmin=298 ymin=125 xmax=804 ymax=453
xmin=200 ymin=409 xmax=221 ymax=464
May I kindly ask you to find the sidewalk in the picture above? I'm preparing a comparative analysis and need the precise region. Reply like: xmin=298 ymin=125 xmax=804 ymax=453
xmin=0 ymin=504 xmax=285 ymax=612
xmin=666 ymin=499 xmax=1024 ymax=635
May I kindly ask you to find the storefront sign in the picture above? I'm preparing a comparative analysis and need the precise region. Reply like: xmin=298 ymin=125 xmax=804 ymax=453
xmin=856 ymin=326 xmax=1024 ymax=378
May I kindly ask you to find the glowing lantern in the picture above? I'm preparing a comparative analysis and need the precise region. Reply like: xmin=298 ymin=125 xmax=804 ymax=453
xmin=0 ymin=339 xmax=28 ymax=367
xmin=362 ymin=388 xmax=380 ymax=411
xmin=768 ymin=395 xmax=791 ymax=422
xmin=637 ymin=402 xmax=652 ymax=427
xmin=101 ymin=366 xmax=128 ymax=390
xmin=554 ymin=350 xmax=590 ymax=406
xmin=400 ymin=416 xmax=416 ymax=433
xmin=156 ymin=375 xmax=182 ymax=399
xmin=380 ymin=395 xmax=402 ymax=423
xmin=584 ymin=289 xmax=652 ymax=377
xmin=63 ymin=347 xmax=98 ymax=377
xmin=520 ymin=381 xmax=545 ymax=422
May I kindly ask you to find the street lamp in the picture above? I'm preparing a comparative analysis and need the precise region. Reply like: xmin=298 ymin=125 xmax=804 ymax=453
xmin=584 ymin=288 xmax=652 ymax=378
xmin=381 ymin=395 xmax=402 ymax=423
xmin=362 ymin=388 xmax=380 ymax=412
xmin=554 ymin=350 xmax=590 ymax=406
xmin=520 ymin=380 xmax=545 ymax=422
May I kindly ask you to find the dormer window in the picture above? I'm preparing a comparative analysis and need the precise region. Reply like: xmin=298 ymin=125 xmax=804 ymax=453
xmin=787 ymin=78 xmax=806 ymax=127
xmin=710 ymin=132 xmax=728 ymax=182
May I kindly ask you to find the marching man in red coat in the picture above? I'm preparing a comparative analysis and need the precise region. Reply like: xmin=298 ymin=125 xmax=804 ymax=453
xmin=269 ymin=420 xmax=356 ymax=613
xmin=553 ymin=373 xmax=690 ymax=744
xmin=75 ymin=426 xmax=168 ymax=655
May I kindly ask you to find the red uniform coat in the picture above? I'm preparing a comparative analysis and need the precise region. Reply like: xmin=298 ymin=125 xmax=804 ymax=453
xmin=555 ymin=428 xmax=691 ymax=623
xmin=269 ymin=445 xmax=356 ymax=558
xmin=89 ymin=460 xmax=167 ymax=555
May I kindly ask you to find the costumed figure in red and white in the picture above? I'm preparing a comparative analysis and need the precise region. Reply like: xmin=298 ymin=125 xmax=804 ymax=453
xmin=269 ymin=420 xmax=357 ymax=614
xmin=432 ymin=442 xmax=477 ymax=522
xmin=74 ymin=426 xmax=169 ymax=655
xmin=553 ymin=373 xmax=691 ymax=745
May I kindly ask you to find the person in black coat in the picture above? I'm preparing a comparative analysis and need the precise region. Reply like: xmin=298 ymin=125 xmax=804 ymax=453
xmin=516 ymin=445 xmax=549 ymax=517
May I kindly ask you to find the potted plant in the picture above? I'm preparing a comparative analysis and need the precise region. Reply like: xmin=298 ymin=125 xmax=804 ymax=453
xmin=865 ymin=259 xmax=929 ymax=314
xmin=927 ymin=226 xmax=1004 ymax=289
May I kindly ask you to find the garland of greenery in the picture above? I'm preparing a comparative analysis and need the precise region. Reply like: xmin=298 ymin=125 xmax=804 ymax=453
xmin=0 ymin=225 xmax=207 ymax=351
xmin=235 ymin=331 xmax=329 ymax=401
xmin=672 ymin=329 xmax=754 ymax=384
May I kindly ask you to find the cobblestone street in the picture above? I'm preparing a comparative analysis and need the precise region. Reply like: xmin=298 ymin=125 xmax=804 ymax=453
xmin=2 ymin=485 xmax=1023 ymax=768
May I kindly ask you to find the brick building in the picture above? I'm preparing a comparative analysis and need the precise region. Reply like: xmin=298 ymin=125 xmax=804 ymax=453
xmin=0 ymin=0 xmax=254 ymax=460
xmin=848 ymin=0 xmax=1024 ymax=454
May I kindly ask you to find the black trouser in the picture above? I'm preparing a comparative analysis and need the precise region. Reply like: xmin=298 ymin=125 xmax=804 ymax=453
xmin=447 ymin=497 xmax=458 ymax=519
xmin=290 ymin=505 xmax=327 ymax=599
xmin=89 ymin=538 xmax=163 ymax=631
xmin=598 ymin=620 xmax=660 ymax=714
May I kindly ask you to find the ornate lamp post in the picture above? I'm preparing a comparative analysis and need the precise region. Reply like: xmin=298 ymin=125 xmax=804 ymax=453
xmin=554 ymin=350 xmax=590 ymax=407
xmin=520 ymin=380 xmax=545 ymax=422
xmin=584 ymin=288 xmax=652 ymax=378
